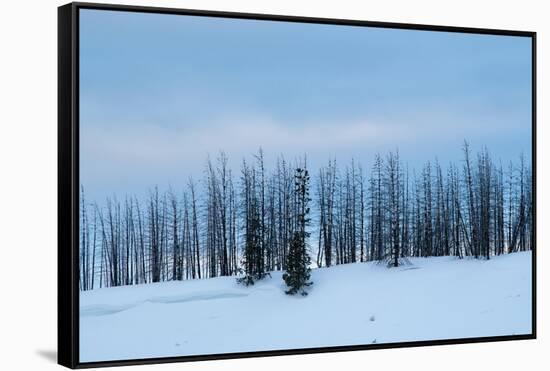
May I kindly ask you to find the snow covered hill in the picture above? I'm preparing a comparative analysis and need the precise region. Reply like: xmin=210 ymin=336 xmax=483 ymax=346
xmin=80 ymin=252 xmax=532 ymax=362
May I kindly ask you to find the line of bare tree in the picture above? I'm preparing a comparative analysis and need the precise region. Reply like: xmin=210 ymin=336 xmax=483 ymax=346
xmin=79 ymin=141 xmax=533 ymax=291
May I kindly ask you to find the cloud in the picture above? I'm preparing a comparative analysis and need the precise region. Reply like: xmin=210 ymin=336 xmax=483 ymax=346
xmin=80 ymin=115 xmax=416 ymax=184
xmin=80 ymin=112 xmax=529 ymax=201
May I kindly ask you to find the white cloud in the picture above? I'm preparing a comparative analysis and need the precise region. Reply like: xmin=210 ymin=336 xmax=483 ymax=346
xmin=79 ymin=112 xmax=528 ymax=201
xmin=82 ymin=115 xmax=417 ymax=169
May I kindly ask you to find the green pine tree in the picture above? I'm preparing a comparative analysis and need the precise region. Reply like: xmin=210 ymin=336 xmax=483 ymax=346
xmin=237 ymin=163 xmax=269 ymax=286
xmin=283 ymin=166 xmax=313 ymax=295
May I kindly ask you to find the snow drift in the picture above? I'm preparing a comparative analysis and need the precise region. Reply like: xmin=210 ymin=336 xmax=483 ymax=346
xmin=80 ymin=251 xmax=532 ymax=362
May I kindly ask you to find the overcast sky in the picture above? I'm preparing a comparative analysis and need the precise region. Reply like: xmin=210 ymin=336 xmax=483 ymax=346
xmin=80 ymin=9 xmax=532 ymax=202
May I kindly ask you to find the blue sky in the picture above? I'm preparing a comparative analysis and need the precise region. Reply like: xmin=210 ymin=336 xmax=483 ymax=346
xmin=80 ymin=9 xmax=532 ymax=201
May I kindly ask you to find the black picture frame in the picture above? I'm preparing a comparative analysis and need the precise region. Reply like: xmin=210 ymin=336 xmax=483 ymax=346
xmin=58 ymin=2 xmax=537 ymax=368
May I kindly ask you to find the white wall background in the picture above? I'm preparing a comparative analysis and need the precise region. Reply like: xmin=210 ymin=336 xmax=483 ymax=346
xmin=0 ymin=0 xmax=547 ymax=369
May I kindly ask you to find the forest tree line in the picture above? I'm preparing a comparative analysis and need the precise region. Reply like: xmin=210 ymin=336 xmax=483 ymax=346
xmin=79 ymin=142 xmax=533 ymax=291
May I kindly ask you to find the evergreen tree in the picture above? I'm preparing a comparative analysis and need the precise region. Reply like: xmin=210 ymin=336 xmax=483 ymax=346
xmin=237 ymin=160 xmax=269 ymax=286
xmin=283 ymin=166 xmax=313 ymax=295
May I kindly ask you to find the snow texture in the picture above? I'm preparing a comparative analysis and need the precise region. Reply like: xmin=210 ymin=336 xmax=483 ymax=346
xmin=80 ymin=252 xmax=532 ymax=362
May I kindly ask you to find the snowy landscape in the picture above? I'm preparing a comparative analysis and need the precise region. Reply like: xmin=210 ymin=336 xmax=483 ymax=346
xmin=80 ymin=251 xmax=532 ymax=362
xmin=78 ymin=8 xmax=533 ymax=363
xmin=78 ymin=144 xmax=534 ymax=362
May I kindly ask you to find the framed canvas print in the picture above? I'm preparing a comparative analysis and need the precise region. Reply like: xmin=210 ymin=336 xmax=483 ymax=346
xmin=58 ymin=2 xmax=536 ymax=368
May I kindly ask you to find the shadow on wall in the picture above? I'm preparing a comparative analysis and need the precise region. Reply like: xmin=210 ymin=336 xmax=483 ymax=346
xmin=36 ymin=350 xmax=57 ymax=363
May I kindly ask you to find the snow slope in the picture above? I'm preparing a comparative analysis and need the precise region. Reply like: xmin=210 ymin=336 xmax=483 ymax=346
xmin=80 ymin=252 xmax=532 ymax=362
